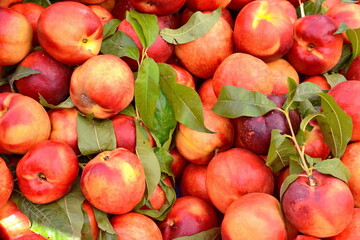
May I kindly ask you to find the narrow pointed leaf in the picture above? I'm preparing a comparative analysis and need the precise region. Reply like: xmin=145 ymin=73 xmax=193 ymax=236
xmin=314 ymin=158 xmax=351 ymax=183
xmin=76 ymin=113 xmax=117 ymax=156
xmin=9 ymin=66 xmax=41 ymax=92
xmin=23 ymin=0 xmax=51 ymax=7
xmin=158 ymin=63 xmax=212 ymax=133
xmin=101 ymin=31 xmax=140 ymax=60
xmin=212 ymin=85 xmax=277 ymax=118
xmin=135 ymin=120 xmax=161 ymax=198
xmin=331 ymin=44 xmax=353 ymax=73
xmin=346 ymin=27 xmax=360 ymax=59
xmin=323 ymin=73 xmax=347 ymax=88
xmin=119 ymin=103 xmax=136 ymax=117
xmin=39 ymin=95 xmax=75 ymax=109
xmin=304 ymin=154 xmax=321 ymax=169
xmin=126 ymin=9 xmax=159 ymax=48
xmin=334 ymin=22 xmax=350 ymax=34
xmin=316 ymin=93 xmax=352 ymax=158
xmin=56 ymin=180 xmax=85 ymax=240
xmin=150 ymin=90 xmax=177 ymax=146
xmin=102 ymin=19 xmax=121 ymax=39
xmin=160 ymin=7 xmax=221 ymax=44
xmin=154 ymin=147 xmax=174 ymax=178
xmin=93 ymin=207 xmax=117 ymax=235
xmin=266 ymin=129 xmax=299 ymax=173
xmin=135 ymin=58 xmax=160 ymax=129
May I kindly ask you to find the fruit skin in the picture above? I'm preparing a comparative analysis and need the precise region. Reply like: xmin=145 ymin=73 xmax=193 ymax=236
xmin=16 ymin=140 xmax=79 ymax=204
xmin=303 ymin=122 xmax=331 ymax=160
xmin=325 ymin=2 xmax=360 ymax=43
xmin=70 ymin=54 xmax=134 ymax=119
xmin=48 ymin=108 xmax=79 ymax=155
xmin=221 ymin=193 xmax=287 ymax=240
xmin=158 ymin=196 xmax=219 ymax=240
xmin=233 ymin=95 xmax=301 ymax=155
xmin=80 ymin=148 xmax=146 ymax=215
xmin=175 ymin=106 xmax=234 ymax=165
xmin=15 ymin=50 xmax=72 ymax=105
xmin=0 ymin=200 xmax=31 ymax=240
xmin=206 ymin=148 xmax=274 ymax=213
xmin=185 ymin=0 xmax=231 ymax=12
xmin=88 ymin=4 xmax=114 ymax=25
xmin=169 ymin=64 xmax=196 ymax=90
xmin=302 ymin=75 xmax=331 ymax=90
xmin=198 ymin=78 xmax=218 ymax=109
xmin=10 ymin=231 xmax=48 ymax=240
xmin=346 ymin=56 xmax=360 ymax=81
xmin=0 ymin=7 xmax=33 ymax=66
xmin=10 ymin=2 xmax=44 ymax=46
xmin=111 ymin=212 xmax=163 ymax=240
xmin=175 ymin=14 xmax=234 ymax=79
xmin=180 ymin=163 xmax=211 ymax=202
xmin=328 ymin=80 xmax=360 ymax=141
xmin=0 ymin=0 xmax=22 ymax=8
xmin=169 ymin=147 xmax=188 ymax=180
xmin=285 ymin=14 xmax=343 ymax=75
xmin=212 ymin=53 xmax=273 ymax=96
xmin=130 ymin=0 xmax=186 ymax=15
xmin=294 ymin=235 xmax=321 ymax=240
xmin=82 ymin=200 xmax=99 ymax=240
xmin=267 ymin=58 xmax=300 ymax=95
xmin=37 ymin=1 xmax=103 ymax=65
xmin=233 ymin=0 xmax=294 ymax=62
xmin=326 ymin=208 xmax=360 ymax=240
xmin=282 ymin=170 xmax=354 ymax=238
xmin=340 ymin=141 xmax=360 ymax=207
xmin=0 ymin=157 xmax=13 ymax=210
xmin=0 ymin=92 xmax=51 ymax=155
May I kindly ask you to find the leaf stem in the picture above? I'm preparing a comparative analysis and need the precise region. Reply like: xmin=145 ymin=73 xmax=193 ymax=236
xmin=299 ymin=0 xmax=305 ymax=18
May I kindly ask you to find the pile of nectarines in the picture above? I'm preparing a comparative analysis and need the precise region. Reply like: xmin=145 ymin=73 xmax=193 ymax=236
xmin=1 ymin=0 xmax=360 ymax=239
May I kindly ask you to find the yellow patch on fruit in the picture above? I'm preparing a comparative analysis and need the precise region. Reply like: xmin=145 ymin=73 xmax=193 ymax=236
xmin=120 ymin=162 xmax=138 ymax=184
xmin=252 ymin=3 xmax=276 ymax=29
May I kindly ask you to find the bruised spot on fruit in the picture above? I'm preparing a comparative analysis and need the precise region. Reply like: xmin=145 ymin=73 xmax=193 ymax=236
xmin=80 ymin=93 xmax=93 ymax=105
xmin=103 ymin=155 xmax=110 ymax=161
xmin=38 ymin=172 xmax=47 ymax=181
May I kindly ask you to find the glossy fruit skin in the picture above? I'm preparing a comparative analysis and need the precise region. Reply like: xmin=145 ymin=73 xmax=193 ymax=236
xmin=282 ymin=170 xmax=354 ymax=238
xmin=130 ymin=0 xmax=186 ymax=15
xmin=233 ymin=95 xmax=301 ymax=155
xmin=0 ymin=92 xmax=51 ymax=155
xmin=286 ymin=14 xmax=343 ymax=75
xmin=16 ymin=140 xmax=79 ymax=204
xmin=0 ymin=157 xmax=13 ymax=209
xmin=206 ymin=148 xmax=274 ymax=213
xmin=327 ymin=208 xmax=360 ymax=240
xmin=0 ymin=7 xmax=33 ymax=66
xmin=15 ymin=50 xmax=72 ymax=105
xmin=37 ymin=1 xmax=103 ymax=65
xmin=111 ymin=212 xmax=163 ymax=240
xmin=158 ymin=196 xmax=219 ymax=240
xmin=221 ymin=193 xmax=287 ymax=240
xmin=80 ymin=148 xmax=146 ymax=215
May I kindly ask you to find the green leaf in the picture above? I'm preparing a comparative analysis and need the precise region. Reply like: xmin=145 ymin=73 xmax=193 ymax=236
xmin=119 ymin=103 xmax=136 ymax=117
xmin=76 ymin=113 xmax=117 ymax=156
xmin=316 ymin=93 xmax=353 ymax=158
xmin=334 ymin=22 xmax=350 ymax=34
xmin=135 ymin=120 xmax=161 ymax=198
xmin=160 ymin=7 xmax=221 ymax=44
xmin=305 ymin=154 xmax=322 ymax=169
xmin=266 ymin=129 xmax=299 ymax=173
xmin=212 ymin=85 xmax=277 ymax=118
xmin=81 ymin=210 xmax=93 ymax=240
xmin=126 ymin=9 xmax=159 ymax=48
xmin=134 ymin=178 xmax=176 ymax=221
xmin=102 ymin=19 xmax=121 ymax=39
xmin=296 ymin=112 xmax=324 ymax=145
xmin=314 ymin=158 xmax=351 ymax=183
xmin=173 ymin=227 xmax=221 ymax=240
xmin=150 ymin=90 xmax=177 ymax=146
xmin=100 ymin=31 xmax=140 ymax=60
xmin=93 ymin=207 xmax=117 ymax=235
xmin=135 ymin=57 xmax=160 ymax=129
xmin=298 ymin=99 xmax=317 ymax=119
xmin=154 ymin=147 xmax=174 ymax=178
xmin=158 ymin=63 xmax=212 ymax=133
xmin=98 ymin=230 xmax=118 ymax=240
xmin=280 ymin=174 xmax=300 ymax=200
xmin=347 ymin=28 xmax=360 ymax=59
xmin=9 ymin=66 xmax=41 ymax=92
xmin=56 ymin=180 xmax=85 ymax=240
xmin=11 ymin=182 xmax=85 ymax=240
xmin=284 ymin=82 xmax=323 ymax=111
xmin=23 ymin=0 xmax=51 ymax=7
xmin=330 ymin=44 xmax=353 ymax=73
xmin=323 ymin=73 xmax=347 ymax=88
xmin=289 ymin=159 xmax=304 ymax=175
xmin=39 ymin=95 xmax=75 ymax=109
xmin=298 ymin=0 xmax=326 ymax=16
